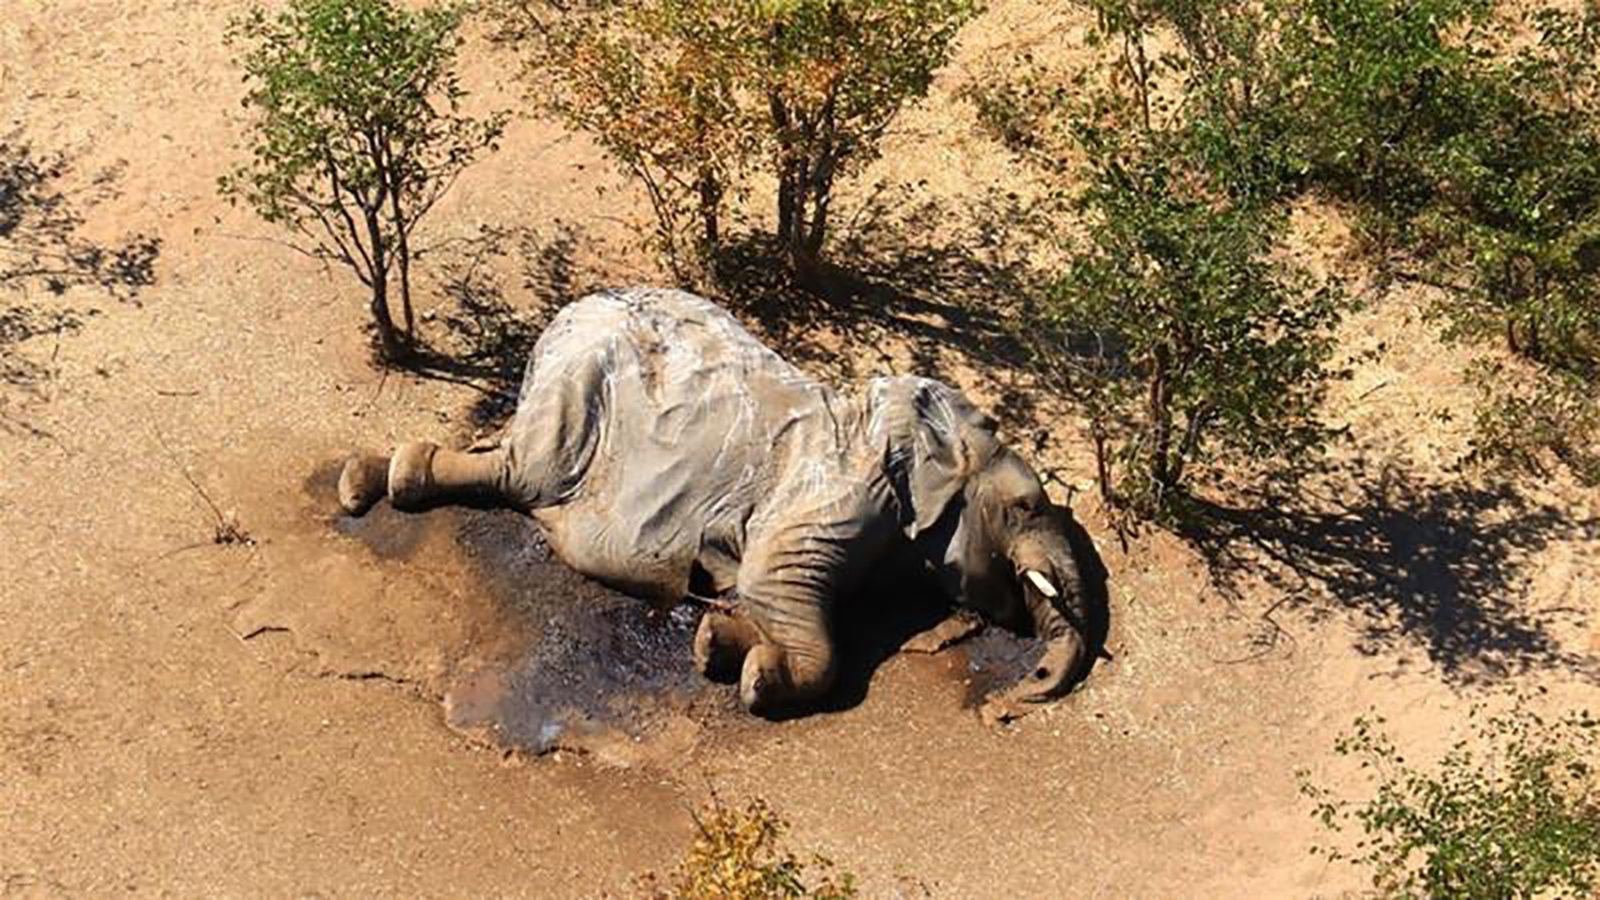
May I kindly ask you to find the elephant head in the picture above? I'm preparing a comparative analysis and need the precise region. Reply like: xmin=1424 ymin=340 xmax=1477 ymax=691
xmin=885 ymin=379 xmax=1101 ymax=715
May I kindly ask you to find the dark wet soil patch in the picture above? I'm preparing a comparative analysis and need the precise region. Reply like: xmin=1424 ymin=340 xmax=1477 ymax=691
xmin=450 ymin=509 xmax=740 ymax=754
xmin=332 ymin=501 xmax=432 ymax=560
xmin=327 ymin=502 xmax=738 ymax=755
xmin=954 ymin=630 xmax=1048 ymax=708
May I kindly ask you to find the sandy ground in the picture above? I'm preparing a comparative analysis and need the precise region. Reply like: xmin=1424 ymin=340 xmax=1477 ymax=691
xmin=3 ymin=2 xmax=1597 ymax=897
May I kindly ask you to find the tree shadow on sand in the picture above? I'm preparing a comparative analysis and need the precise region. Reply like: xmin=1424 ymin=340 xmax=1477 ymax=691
xmin=399 ymin=222 xmax=586 ymax=428
xmin=1184 ymin=458 xmax=1600 ymax=685
xmin=706 ymin=190 xmax=1044 ymax=429
xmin=1 ymin=138 xmax=160 ymax=436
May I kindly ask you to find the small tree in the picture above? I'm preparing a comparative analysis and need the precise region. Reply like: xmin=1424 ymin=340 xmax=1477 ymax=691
xmin=221 ymin=0 xmax=506 ymax=360
xmin=971 ymin=0 xmax=1347 ymax=523
xmin=1038 ymin=137 xmax=1345 ymax=521
xmin=498 ymin=0 xmax=979 ymax=282
xmin=754 ymin=0 xmax=979 ymax=277
xmin=496 ymin=0 xmax=756 ymax=282
xmin=1302 ymin=701 xmax=1600 ymax=899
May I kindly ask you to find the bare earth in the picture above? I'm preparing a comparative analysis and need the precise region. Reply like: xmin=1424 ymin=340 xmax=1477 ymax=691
xmin=3 ymin=3 xmax=1597 ymax=897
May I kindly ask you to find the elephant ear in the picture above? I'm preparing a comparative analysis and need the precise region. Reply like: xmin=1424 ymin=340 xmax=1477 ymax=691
xmin=884 ymin=378 xmax=998 ymax=538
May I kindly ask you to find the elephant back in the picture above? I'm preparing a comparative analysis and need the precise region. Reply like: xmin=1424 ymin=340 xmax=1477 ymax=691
xmin=509 ymin=288 xmax=850 ymax=603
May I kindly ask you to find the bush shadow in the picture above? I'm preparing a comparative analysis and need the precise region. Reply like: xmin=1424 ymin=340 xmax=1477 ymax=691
xmin=1 ymin=138 xmax=160 ymax=436
xmin=400 ymin=222 xmax=586 ymax=429
xmin=707 ymin=190 xmax=1050 ymax=432
xmin=1185 ymin=458 xmax=1600 ymax=684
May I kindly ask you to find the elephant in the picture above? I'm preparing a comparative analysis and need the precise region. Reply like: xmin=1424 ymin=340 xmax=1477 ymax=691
xmin=338 ymin=287 xmax=1106 ymax=721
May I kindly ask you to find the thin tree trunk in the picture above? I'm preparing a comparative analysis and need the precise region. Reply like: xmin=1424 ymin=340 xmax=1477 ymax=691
xmin=1148 ymin=344 xmax=1173 ymax=498
xmin=777 ymin=164 xmax=797 ymax=247
xmin=364 ymin=206 xmax=400 ymax=361
xmin=784 ymin=153 xmax=818 ymax=279
xmin=1169 ymin=403 xmax=1211 ymax=489
xmin=390 ymin=194 xmax=414 ymax=339
xmin=698 ymin=169 xmax=722 ymax=248
xmin=376 ymin=133 xmax=414 ymax=341
xmin=370 ymin=273 xmax=400 ymax=361
xmin=1092 ymin=420 xmax=1115 ymax=509
xmin=770 ymin=87 xmax=796 ymax=248
xmin=803 ymin=178 xmax=832 ymax=258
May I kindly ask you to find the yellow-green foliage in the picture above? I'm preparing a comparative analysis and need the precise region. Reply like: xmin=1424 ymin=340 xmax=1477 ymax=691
xmin=493 ymin=0 xmax=979 ymax=279
xmin=638 ymin=798 xmax=857 ymax=900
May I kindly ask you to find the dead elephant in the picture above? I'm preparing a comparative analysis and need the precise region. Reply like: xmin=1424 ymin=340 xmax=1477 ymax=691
xmin=340 ymin=288 xmax=1106 ymax=722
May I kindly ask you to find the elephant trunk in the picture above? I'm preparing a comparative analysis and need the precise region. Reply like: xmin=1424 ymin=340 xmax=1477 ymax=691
xmin=1005 ymin=532 xmax=1093 ymax=706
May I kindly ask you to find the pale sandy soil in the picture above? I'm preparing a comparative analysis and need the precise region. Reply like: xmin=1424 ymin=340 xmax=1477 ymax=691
xmin=2 ymin=2 xmax=1596 ymax=897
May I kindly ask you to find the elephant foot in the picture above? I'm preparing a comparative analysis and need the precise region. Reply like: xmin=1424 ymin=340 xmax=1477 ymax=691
xmin=739 ymin=644 xmax=784 ymax=715
xmin=387 ymin=441 xmax=438 ymax=509
xmin=901 ymin=609 xmax=984 ymax=655
xmin=738 ymin=642 xmax=834 ymax=717
xmin=338 ymin=453 xmax=390 ymax=516
xmin=693 ymin=611 xmax=757 ymax=683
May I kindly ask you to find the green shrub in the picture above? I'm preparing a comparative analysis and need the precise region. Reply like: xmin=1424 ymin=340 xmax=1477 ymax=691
xmin=220 ymin=0 xmax=506 ymax=360
xmin=971 ymin=0 xmax=1349 ymax=524
xmin=1263 ymin=0 xmax=1600 ymax=486
xmin=1413 ymin=5 xmax=1600 ymax=485
xmin=1463 ymin=361 xmax=1600 ymax=488
xmin=1279 ymin=0 xmax=1493 ymax=251
xmin=495 ymin=0 xmax=979 ymax=281
xmin=637 ymin=797 xmax=857 ymax=900
xmin=1302 ymin=700 xmax=1600 ymax=899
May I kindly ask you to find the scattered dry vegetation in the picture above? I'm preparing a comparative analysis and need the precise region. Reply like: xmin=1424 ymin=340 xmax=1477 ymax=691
xmin=635 ymin=796 xmax=858 ymax=900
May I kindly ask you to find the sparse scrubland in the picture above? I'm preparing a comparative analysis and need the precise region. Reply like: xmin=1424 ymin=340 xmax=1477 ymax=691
xmin=2 ymin=0 xmax=1597 ymax=896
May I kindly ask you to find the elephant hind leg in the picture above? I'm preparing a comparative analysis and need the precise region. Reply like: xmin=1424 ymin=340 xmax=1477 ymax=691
xmin=337 ymin=441 xmax=517 ymax=515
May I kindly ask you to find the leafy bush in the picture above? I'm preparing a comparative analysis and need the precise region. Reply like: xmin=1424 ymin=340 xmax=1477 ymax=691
xmin=974 ymin=0 xmax=1600 ymax=498
xmin=495 ymin=0 xmax=979 ymax=281
xmin=637 ymin=796 xmax=857 ymax=899
xmin=1279 ymin=0 xmax=1493 ymax=250
xmin=1463 ymin=361 xmax=1600 ymax=488
xmin=1413 ymin=5 xmax=1600 ymax=485
xmin=971 ymin=0 xmax=1349 ymax=524
xmin=1302 ymin=700 xmax=1600 ymax=899
xmin=493 ymin=0 xmax=752 ymax=282
xmin=221 ymin=0 xmax=506 ymax=360
xmin=1039 ymin=148 xmax=1345 ymax=522
xmin=1257 ymin=0 xmax=1600 ymax=486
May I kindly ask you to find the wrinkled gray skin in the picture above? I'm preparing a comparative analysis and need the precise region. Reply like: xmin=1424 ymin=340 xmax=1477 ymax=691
xmin=339 ymin=288 xmax=1099 ymax=722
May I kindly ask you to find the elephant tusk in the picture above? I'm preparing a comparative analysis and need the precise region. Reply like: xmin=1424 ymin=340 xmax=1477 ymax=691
xmin=1023 ymin=568 xmax=1059 ymax=599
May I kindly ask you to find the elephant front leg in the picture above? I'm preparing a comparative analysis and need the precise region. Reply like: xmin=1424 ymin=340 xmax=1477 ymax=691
xmin=735 ymin=596 xmax=837 ymax=716
xmin=693 ymin=610 xmax=762 ymax=683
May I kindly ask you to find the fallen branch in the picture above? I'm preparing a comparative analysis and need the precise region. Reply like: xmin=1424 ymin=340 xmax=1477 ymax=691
xmin=150 ymin=422 xmax=254 ymax=546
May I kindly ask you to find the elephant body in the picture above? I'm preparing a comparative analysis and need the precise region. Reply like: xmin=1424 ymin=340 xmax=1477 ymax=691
xmin=340 ymin=287 xmax=1102 ymax=718
xmin=507 ymin=289 xmax=886 ymax=608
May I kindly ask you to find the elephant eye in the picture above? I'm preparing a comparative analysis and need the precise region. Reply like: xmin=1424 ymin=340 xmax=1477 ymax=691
xmin=1004 ymin=496 xmax=1039 ymax=529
